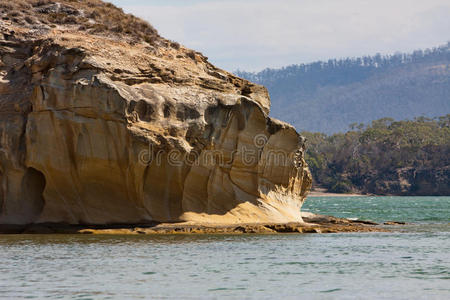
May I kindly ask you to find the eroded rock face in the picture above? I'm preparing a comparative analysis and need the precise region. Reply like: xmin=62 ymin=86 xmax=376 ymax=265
xmin=0 ymin=2 xmax=311 ymax=225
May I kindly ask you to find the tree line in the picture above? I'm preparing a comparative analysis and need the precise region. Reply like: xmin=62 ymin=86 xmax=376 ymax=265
xmin=302 ymin=115 xmax=450 ymax=195
xmin=236 ymin=42 xmax=450 ymax=133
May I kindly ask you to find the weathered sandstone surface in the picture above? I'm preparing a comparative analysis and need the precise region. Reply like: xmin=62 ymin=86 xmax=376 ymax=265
xmin=0 ymin=0 xmax=311 ymax=225
xmin=0 ymin=212 xmax=387 ymax=235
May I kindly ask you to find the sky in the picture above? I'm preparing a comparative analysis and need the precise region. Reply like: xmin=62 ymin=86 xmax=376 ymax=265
xmin=109 ymin=0 xmax=450 ymax=72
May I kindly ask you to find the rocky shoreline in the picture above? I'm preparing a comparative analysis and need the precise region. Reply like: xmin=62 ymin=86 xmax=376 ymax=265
xmin=0 ymin=213 xmax=392 ymax=235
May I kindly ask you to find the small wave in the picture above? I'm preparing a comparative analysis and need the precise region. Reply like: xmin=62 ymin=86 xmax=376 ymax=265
xmin=142 ymin=271 xmax=156 ymax=275
xmin=320 ymin=288 xmax=342 ymax=293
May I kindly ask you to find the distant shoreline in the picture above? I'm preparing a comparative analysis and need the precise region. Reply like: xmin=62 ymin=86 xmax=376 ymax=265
xmin=307 ymin=188 xmax=368 ymax=197
xmin=307 ymin=189 xmax=449 ymax=197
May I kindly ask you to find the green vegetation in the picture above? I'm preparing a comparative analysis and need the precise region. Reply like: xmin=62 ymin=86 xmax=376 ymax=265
xmin=302 ymin=115 xmax=450 ymax=195
xmin=237 ymin=43 xmax=450 ymax=133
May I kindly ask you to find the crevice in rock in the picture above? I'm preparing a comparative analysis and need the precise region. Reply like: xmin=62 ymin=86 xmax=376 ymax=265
xmin=135 ymin=100 xmax=154 ymax=122
xmin=176 ymin=104 xmax=201 ymax=120
xmin=0 ymin=169 xmax=3 ymax=215
xmin=163 ymin=102 xmax=174 ymax=118
xmin=21 ymin=167 xmax=46 ymax=223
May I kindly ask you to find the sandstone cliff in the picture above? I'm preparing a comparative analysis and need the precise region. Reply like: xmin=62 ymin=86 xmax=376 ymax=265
xmin=0 ymin=0 xmax=311 ymax=225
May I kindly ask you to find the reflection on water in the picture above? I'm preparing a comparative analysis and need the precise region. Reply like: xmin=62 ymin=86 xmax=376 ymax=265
xmin=1 ymin=196 xmax=449 ymax=299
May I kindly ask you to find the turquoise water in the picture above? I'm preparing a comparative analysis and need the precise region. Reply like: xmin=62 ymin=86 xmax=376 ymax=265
xmin=302 ymin=196 xmax=450 ymax=224
xmin=1 ymin=196 xmax=449 ymax=299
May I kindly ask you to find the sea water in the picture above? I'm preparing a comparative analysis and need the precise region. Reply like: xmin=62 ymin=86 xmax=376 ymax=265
xmin=0 ymin=196 xmax=449 ymax=299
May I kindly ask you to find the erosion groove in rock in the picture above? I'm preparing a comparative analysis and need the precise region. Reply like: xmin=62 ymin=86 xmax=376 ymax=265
xmin=0 ymin=0 xmax=311 ymax=225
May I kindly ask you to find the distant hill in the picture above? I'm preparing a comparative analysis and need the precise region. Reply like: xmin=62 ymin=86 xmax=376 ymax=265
xmin=237 ymin=43 xmax=450 ymax=133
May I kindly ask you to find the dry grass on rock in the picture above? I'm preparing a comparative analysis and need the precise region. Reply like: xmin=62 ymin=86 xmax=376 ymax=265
xmin=0 ymin=0 xmax=167 ymax=46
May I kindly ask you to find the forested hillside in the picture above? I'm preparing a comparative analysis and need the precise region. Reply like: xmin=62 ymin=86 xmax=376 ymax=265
xmin=237 ymin=43 xmax=450 ymax=133
xmin=302 ymin=116 xmax=450 ymax=195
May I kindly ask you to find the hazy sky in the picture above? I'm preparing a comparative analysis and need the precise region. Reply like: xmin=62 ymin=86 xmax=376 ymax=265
xmin=109 ymin=0 xmax=450 ymax=72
